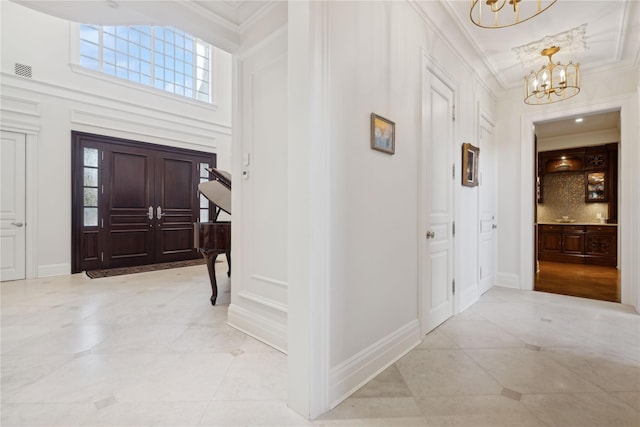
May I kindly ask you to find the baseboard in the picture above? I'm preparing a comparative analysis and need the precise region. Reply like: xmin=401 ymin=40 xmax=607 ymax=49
xmin=458 ymin=283 xmax=479 ymax=313
xmin=37 ymin=263 xmax=70 ymax=278
xmin=328 ymin=319 xmax=421 ymax=409
xmin=496 ymin=272 xmax=520 ymax=289
xmin=226 ymin=302 xmax=287 ymax=353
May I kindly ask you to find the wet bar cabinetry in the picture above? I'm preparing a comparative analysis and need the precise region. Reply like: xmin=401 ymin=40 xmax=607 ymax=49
xmin=538 ymin=224 xmax=617 ymax=267
xmin=537 ymin=143 xmax=618 ymax=222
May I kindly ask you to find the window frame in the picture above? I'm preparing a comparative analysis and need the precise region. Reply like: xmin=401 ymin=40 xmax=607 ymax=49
xmin=70 ymin=22 xmax=217 ymax=107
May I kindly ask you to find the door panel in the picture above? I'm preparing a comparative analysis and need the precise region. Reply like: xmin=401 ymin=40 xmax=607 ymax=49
xmin=0 ymin=131 xmax=26 ymax=281
xmin=421 ymin=68 xmax=455 ymax=334
xmin=154 ymin=154 xmax=201 ymax=263
xmin=104 ymin=146 xmax=155 ymax=267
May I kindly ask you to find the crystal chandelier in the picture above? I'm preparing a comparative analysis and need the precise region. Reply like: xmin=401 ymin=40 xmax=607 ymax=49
xmin=470 ymin=0 xmax=557 ymax=29
xmin=524 ymin=46 xmax=580 ymax=105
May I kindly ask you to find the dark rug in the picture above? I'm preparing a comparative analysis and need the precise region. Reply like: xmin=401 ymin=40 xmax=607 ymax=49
xmin=86 ymin=258 xmax=206 ymax=279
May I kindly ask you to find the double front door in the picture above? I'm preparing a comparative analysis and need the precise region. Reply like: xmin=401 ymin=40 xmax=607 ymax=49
xmin=72 ymin=132 xmax=215 ymax=273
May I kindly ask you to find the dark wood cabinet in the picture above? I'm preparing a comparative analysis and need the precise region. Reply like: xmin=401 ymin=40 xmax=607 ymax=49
xmin=585 ymin=148 xmax=608 ymax=169
xmin=537 ymin=143 xmax=618 ymax=221
xmin=538 ymin=224 xmax=617 ymax=267
xmin=584 ymin=225 xmax=617 ymax=266
xmin=539 ymin=148 xmax=584 ymax=175
xmin=539 ymin=225 xmax=585 ymax=264
xmin=539 ymin=228 xmax=562 ymax=254
xmin=562 ymin=232 xmax=585 ymax=254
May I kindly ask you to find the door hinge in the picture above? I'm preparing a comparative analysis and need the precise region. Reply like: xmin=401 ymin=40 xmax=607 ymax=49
xmin=101 ymin=150 xmax=104 ymax=161
xmin=452 ymin=279 xmax=456 ymax=294
xmin=480 ymin=266 xmax=483 ymax=279
xmin=452 ymin=163 xmax=455 ymax=179
xmin=101 ymin=252 xmax=104 ymax=262
xmin=452 ymin=104 xmax=456 ymax=122
xmin=452 ymin=221 xmax=455 ymax=237
xmin=101 ymin=218 xmax=103 ymax=228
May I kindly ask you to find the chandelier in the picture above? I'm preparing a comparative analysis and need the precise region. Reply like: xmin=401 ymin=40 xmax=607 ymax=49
xmin=524 ymin=46 xmax=580 ymax=105
xmin=470 ymin=0 xmax=557 ymax=29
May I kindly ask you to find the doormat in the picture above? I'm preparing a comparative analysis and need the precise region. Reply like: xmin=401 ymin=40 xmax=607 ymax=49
xmin=86 ymin=258 xmax=207 ymax=279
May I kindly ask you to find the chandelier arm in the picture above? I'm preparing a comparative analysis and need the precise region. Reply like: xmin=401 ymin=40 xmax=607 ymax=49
xmin=490 ymin=0 xmax=508 ymax=13
xmin=470 ymin=0 xmax=556 ymax=29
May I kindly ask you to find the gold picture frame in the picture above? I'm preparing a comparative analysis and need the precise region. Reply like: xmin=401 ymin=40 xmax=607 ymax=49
xmin=370 ymin=113 xmax=395 ymax=154
xmin=462 ymin=143 xmax=479 ymax=187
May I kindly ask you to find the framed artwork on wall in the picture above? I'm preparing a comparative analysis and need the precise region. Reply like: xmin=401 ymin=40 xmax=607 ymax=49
xmin=370 ymin=113 xmax=395 ymax=154
xmin=462 ymin=142 xmax=479 ymax=187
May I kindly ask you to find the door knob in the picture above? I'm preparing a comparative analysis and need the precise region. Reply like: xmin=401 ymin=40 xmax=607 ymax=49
xmin=492 ymin=224 xmax=497 ymax=229
xmin=148 ymin=206 xmax=154 ymax=220
xmin=156 ymin=206 xmax=165 ymax=219
xmin=11 ymin=222 xmax=24 ymax=227
xmin=426 ymin=230 xmax=435 ymax=239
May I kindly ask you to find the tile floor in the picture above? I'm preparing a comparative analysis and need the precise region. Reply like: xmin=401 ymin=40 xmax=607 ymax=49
xmin=2 ymin=262 xmax=639 ymax=426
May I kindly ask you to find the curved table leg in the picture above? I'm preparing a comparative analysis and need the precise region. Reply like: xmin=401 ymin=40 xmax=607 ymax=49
xmin=201 ymin=249 xmax=219 ymax=305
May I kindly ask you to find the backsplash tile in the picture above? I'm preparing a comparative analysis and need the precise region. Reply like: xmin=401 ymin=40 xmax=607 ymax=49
xmin=537 ymin=172 xmax=608 ymax=223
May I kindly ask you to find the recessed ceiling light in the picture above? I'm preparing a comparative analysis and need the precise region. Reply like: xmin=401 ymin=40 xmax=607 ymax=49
xmin=575 ymin=118 xmax=584 ymax=123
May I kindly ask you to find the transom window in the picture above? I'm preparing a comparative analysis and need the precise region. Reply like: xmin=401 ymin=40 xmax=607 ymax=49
xmin=79 ymin=25 xmax=211 ymax=102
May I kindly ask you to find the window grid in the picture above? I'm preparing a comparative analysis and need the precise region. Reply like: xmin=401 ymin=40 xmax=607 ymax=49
xmin=79 ymin=24 xmax=211 ymax=102
xmin=83 ymin=148 xmax=99 ymax=227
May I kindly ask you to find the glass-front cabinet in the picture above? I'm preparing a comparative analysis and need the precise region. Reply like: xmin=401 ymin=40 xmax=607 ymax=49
xmin=585 ymin=171 xmax=606 ymax=202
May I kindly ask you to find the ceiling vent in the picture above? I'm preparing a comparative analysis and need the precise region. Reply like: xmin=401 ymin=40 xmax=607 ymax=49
xmin=14 ymin=63 xmax=32 ymax=78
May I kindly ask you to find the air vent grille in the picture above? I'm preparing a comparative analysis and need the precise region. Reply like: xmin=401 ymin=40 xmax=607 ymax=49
xmin=14 ymin=63 xmax=32 ymax=78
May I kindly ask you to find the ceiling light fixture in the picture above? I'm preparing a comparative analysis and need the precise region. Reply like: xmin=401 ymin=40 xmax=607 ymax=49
xmin=524 ymin=46 xmax=580 ymax=105
xmin=575 ymin=118 xmax=584 ymax=123
xmin=470 ymin=0 xmax=557 ymax=29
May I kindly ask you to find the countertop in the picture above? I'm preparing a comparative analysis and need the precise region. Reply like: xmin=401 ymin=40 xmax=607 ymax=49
xmin=537 ymin=222 xmax=617 ymax=226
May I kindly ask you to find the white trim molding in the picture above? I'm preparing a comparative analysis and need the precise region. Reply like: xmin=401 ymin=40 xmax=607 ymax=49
xmin=37 ymin=263 xmax=70 ymax=278
xmin=226 ymin=303 xmax=287 ymax=353
xmin=329 ymin=320 xmax=421 ymax=409
xmin=496 ymin=273 xmax=520 ymax=289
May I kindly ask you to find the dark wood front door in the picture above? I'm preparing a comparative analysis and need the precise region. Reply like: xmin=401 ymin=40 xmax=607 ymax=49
xmin=72 ymin=132 xmax=215 ymax=273
xmin=103 ymin=144 xmax=155 ymax=267
xmin=153 ymin=152 xmax=203 ymax=263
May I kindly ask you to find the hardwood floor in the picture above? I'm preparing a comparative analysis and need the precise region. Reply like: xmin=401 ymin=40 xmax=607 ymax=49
xmin=535 ymin=260 xmax=620 ymax=303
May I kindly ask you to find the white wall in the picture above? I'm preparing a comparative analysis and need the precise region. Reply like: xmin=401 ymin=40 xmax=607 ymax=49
xmin=0 ymin=2 xmax=232 ymax=277
xmin=304 ymin=0 xmax=495 ymax=409
xmin=495 ymin=66 xmax=639 ymax=308
xmin=227 ymin=24 xmax=289 ymax=352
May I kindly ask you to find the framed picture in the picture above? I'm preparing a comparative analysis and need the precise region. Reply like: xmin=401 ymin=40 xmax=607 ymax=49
xmin=370 ymin=113 xmax=395 ymax=154
xmin=462 ymin=142 xmax=479 ymax=187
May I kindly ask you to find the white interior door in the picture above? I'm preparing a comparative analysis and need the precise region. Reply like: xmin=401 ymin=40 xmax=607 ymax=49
xmin=421 ymin=67 xmax=455 ymax=334
xmin=1 ymin=131 xmax=26 ymax=281
xmin=478 ymin=113 xmax=496 ymax=295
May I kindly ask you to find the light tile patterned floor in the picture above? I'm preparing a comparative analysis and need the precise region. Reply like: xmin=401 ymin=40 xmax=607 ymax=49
xmin=2 ymin=263 xmax=639 ymax=426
